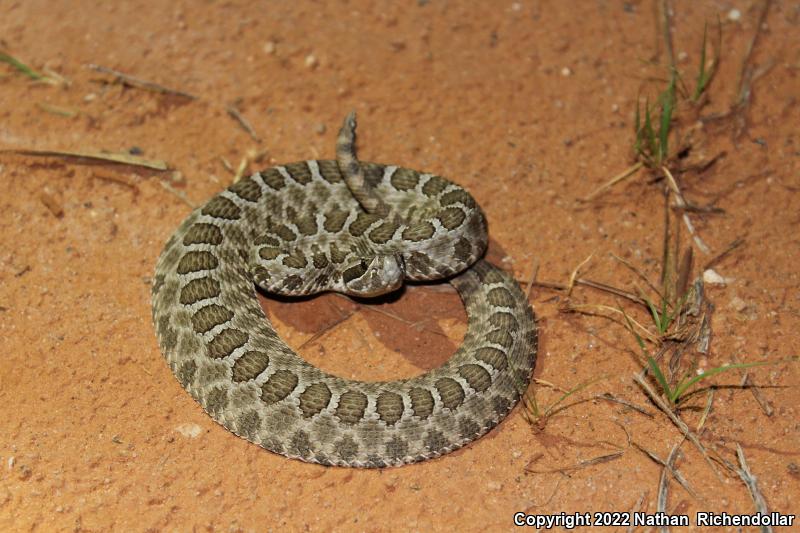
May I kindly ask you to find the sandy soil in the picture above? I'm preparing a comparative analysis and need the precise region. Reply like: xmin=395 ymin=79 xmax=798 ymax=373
xmin=1 ymin=1 xmax=798 ymax=531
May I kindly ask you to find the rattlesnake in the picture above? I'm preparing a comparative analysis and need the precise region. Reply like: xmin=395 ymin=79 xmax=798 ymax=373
xmin=151 ymin=113 xmax=537 ymax=467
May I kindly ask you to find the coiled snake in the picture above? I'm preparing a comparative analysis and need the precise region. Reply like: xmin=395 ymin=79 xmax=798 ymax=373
xmin=151 ymin=113 xmax=537 ymax=467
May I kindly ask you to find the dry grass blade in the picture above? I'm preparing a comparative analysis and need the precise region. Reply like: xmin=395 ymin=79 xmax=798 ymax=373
xmin=568 ymin=302 xmax=660 ymax=343
xmin=696 ymin=388 xmax=714 ymax=432
xmin=595 ymin=392 xmax=655 ymax=418
xmin=298 ymin=309 xmax=357 ymax=350
xmin=36 ymin=103 xmax=78 ymax=118
xmin=0 ymin=148 xmax=170 ymax=170
xmin=735 ymin=0 xmax=772 ymax=109
xmin=735 ymin=444 xmax=773 ymax=533
xmin=662 ymin=166 xmax=710 ymax=254
xmin=572 ymin=278 xmax=645 ymax=305
xmin=158 ymin=181 xmax=195 ymax=208
xmin=632 ymin=440 xmax=699 ymax=500
xmin=227 ymin=103 xmax=261 ymax=142
xmin=741 ymin=372 xmax=773 ymax=417
xmin=220 ymin=156 xmax=235 ymax=174
xmin=703 ymin=237 xmax=745 ymax=271
xmin=656 ymin=443 xmax=681 ymax=533
xmin=611 ymin=253 xmax=666 ymax=304
xmin=633 ymin=372 xmax=723 ymax=481
xmin=523 ymin=275 xmax=644 ymax=305
xmin=232 ymin=149 xmax=268 ymax=183
xmin=524 ymin=260 xmax=539 ymax=301
xmin=524 ymin=451 xmax=624 ymax=474
xmin=567 ymin=254 xmax=594 ymax=297
xmin=92 ymin=172 xmax=140 ymax=193
xmin=581 ymin=161 xmax=643 ymax=202
xmin=627 ymin=492 xmax=648 ymax=533
xmin=87 ymin=64 xmax=197 ymax=99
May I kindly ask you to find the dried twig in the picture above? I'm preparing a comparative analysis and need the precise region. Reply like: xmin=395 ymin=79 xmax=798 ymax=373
xmin=627 ymin=492 xmax=648 ymax=533
xmin=656 ymin=443 xmax=681 ymax=533
xmin=611 ymin=253 xmax=666 ymax=304
xmin=735 ymin=444 xmax=773 ymax=533
xmin=696 ymin=389 xmax=714 ymax=432
xmin=525 ymin=451 xmax=625 ymax=474
xmin=87 ymin=64 xmax=197 ymax=99
xmin=595 ymin=392 xmax=655 ymax=418
xmin=298 ymin=309 xmax=357 ymax=350
xmin=735 ymin=0 xmax=772 ymax=108
xmin=581 ymin=162 xmax=643 ymax=202
xmin=227 ymin=102 xmax=261 ymax=142
xmin=92 ymin=172 xmax=140 ymax=193
xmin=663 ymin=166 xmax=710 ymax=254
xmin=632 ymin=440 xmax=698 ymax=500
xmin=735 ymin=354 xmax=773 ymax=416
xmin=567 ymin=254 xmax=594 ymax=297
xmin=158 ymin=180 xmax=195 ymax=208
xmin=702 ymin=237 xmax=744 ymax=271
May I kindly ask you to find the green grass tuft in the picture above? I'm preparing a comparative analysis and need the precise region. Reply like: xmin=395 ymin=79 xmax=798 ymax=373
xmin=647 ymin=357 xmax=772 ymax=405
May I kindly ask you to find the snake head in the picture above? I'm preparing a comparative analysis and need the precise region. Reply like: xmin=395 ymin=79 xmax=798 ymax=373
xmin=341 ymin=254 xmax=405 ymax=297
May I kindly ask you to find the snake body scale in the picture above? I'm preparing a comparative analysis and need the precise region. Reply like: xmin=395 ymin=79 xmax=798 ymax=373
xmin=151 ymin=114 xmax=537 ymax=467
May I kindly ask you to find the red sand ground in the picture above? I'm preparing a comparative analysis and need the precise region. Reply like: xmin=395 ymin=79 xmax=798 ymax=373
xmin=1 ymin=1 xmax=798 ymax=531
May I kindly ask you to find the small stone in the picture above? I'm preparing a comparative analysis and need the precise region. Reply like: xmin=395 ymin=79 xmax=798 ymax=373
xmin=728 ymin=8 xmax=741 ymax=21
xmin=17 ymin=465 xmax=32 ymax=481
xmin=170 ymin=171 xmax=185 ymax=185
xmin=175 ymin=423 xmax=203 ymax=439
xmin=263 ymin=41 xmax=276 ymax=54
xmin=511 ymin=450 xmax=522 ymax=459
xmin=304 ymin=54 xmax=318 ymax=69
xmin=315 ymin=123 xmax=326 ymax=135
xmin=561 ymin=66 xmax=572 ymax=77
xmin=729 ymin=296 xmax=747 ymax=312
xmin=703 ymin=269 xmax=730 ymax=285
xmin=487 ymin=481 xmax=503 ymax=491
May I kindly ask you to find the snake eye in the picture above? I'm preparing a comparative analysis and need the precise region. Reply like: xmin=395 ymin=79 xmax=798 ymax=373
xmin=360 ymin=259 xmax=368 ymax=270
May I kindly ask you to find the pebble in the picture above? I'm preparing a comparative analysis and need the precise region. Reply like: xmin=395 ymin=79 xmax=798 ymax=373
xmin=703 ymin=268 xmax=730 ymax=285
xmin=729 ymin=296 xmax=748 ymax=312
xmin=304 ymin=54 xmax=318 ymax=69
xmin=175 ymin=423 xmax=203 ymax=438
xmin=487 ymin=481 xmax=503 ymax=491
xmin=728 ymin=9 xmax=741 ymax=22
